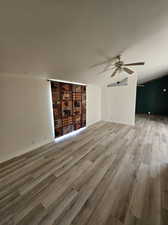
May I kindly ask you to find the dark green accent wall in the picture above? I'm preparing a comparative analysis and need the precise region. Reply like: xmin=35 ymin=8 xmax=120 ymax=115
xmin=136 ymin=76 xmax=168 ymax=115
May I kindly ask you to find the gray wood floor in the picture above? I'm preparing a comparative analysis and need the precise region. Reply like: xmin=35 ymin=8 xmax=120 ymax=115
xmin=0 ymin=115 xmax=168 ymax=225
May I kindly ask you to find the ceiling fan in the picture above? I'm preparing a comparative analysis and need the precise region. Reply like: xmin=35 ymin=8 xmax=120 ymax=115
xmin=91 ymin=55 xmax=145 ymax=78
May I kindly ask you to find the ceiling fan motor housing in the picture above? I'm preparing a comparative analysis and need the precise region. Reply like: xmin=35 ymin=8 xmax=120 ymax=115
xmin=115 ymin=61 xmax=124 ymax=68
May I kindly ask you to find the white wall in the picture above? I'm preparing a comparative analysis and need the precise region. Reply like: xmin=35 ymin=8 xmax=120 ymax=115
xmin=0 ymin=75 xmax=101 ymax=162
xmin=86 ymin=84 xmax=101 ymax=126
xmin=0 ymin=72 xmax=136 ymax=162
xmin=101 ymin=75 xmax=137 ymax=126
xmin=0 ymin=75 xmax=55 ymax=162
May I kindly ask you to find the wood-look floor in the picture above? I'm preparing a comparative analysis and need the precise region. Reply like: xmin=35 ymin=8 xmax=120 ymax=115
xmin=0 ymin=115 xmax=168 ymax=225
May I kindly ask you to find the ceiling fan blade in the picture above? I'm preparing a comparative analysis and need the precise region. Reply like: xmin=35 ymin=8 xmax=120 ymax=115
xmin=123 ymin=62 xmax=145 ymax=66
xmin=111 ymin=68 xmax=119 ymax=77
xmin=98 ymin=66 xmax=115 ymax=75
xmin=123 ymin=67 xmax=134 ymax=74
xmin=89 ymin=60 xmax=111 ymax=68
xmin=96 ymin=49 xmax=117 ymax=61
xmin=89 ymin=56 xmax=118 ymax=68
xmin=104 ymin=62 xmax=116 ymax=71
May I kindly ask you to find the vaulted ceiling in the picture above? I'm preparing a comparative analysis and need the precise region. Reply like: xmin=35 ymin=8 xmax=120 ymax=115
xmin=0 ymin=0 xmax=168 ymax=85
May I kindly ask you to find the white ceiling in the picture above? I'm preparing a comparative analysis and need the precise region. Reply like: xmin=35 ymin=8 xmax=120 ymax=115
xmin=0 ymin=0 xmax=168 ymax=85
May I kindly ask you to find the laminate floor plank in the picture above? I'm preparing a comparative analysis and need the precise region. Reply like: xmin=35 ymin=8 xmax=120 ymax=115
xmin=0 ymin=115 xmax=168 ymax=225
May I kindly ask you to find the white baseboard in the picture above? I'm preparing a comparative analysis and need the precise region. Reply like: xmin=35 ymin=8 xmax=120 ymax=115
xmin=0 ymin=137 xmax=54 ymax=164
